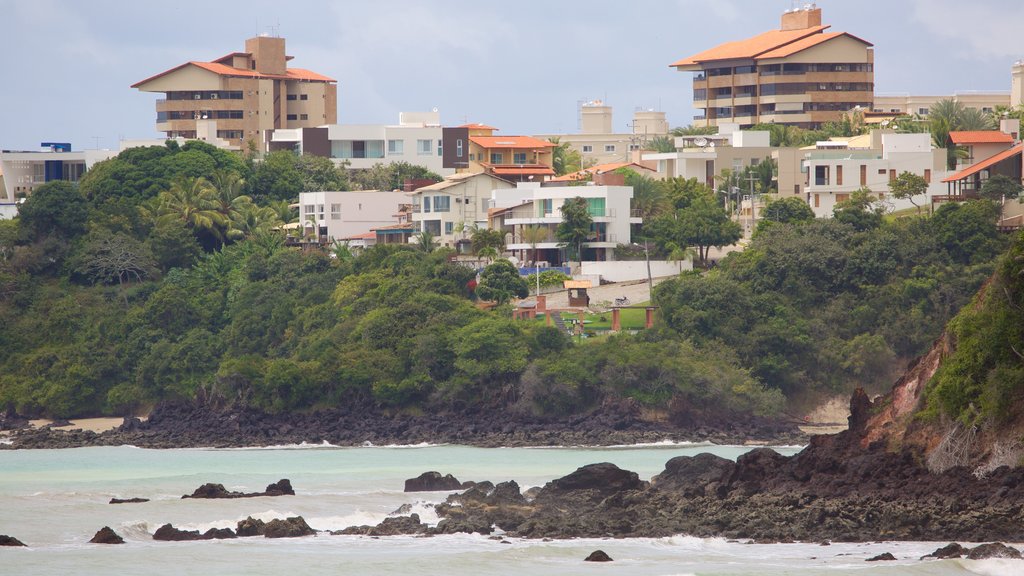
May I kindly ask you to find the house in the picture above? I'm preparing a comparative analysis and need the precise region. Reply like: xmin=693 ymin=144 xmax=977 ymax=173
xmin=549 ymin=162 xmax=658 ymax=184
xmin=132 ymin=35 xmax=337 ymax=150
xmin=0 ymin=144 xmax=118 ymax=218
xmin=407 ymin=172 xmax=512 ymax=248
xmin=534 ymin=101 xmax=670 ymax=166
xmin=489 ymin=182 xmax=641 ymax=265
xmin=671 ymin=5 xmax=873 ymax=129
xmin=298 ymin=190 xmax=410 ymax=242
xmin=268 ymin=111 xmax=452 ymax=176
xmin=803 ymin=131 xmax=947 ymax=217
xmin=941 ymin=122 xmax=1024 ymax=229
xmin=949 ymin=130 xmax=1016 ymax=169
xmin=441 ymin=124 xmax=555 ymax=182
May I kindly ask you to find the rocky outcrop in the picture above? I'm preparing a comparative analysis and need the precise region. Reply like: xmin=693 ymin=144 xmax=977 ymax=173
xmin=109 ymin=497 xmax=149 ymax=504
xmin=263 ymin=517 xmax=315 ymax=538
xmin=153 ymin=524 xmax=203 ymax=541
xmin=89 ymin=527 xmax=124 ymax=544
xmin=404 ymin=472 xmax=464 ymax=492
xmin=336 ymin=514 xmax=429 ymax=536
xmin=866 ymin=552 xmax=895 ymax=561
xmin=0 ymin=535 xmax=26 ymax=547
xmin=922 ymin=543 xmax=968 ymax=559
xmin=966 ymin=543 xmax=1022 ymax=560
xmin=236 ymin=517 xmax=265 ymax=537
xmin=181 ymin=479 xmax=294 ymax=499
xmin=584 ymin=550 xmax=613 ymax=562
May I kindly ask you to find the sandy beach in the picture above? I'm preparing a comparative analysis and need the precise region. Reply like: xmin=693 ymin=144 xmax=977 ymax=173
xmin=28 ymin=417 xmax=134 ymax=434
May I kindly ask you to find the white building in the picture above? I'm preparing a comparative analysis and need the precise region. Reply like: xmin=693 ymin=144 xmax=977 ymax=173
xmin=802 ymin=132 xmax=948 ymax=217
xmin=489 ymin=182 xmax=640 ymax=264
xmin=407 ymin=172 xmax=512 ymax=247
xmin=298 ymin=190 xmax=410 ymax=241
xmin=0 ymin=144 xmax=118 ymax=219
xmin=270 ymin=111 xmax=452 ymax=177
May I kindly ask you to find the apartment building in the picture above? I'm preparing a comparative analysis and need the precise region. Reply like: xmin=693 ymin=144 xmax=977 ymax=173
xmin=0 ymin=144 xmax=117 ymax=218
xmin=535 ymin=101 xmax=670 ymax=166
xmin=489 ymin=182 xmax=640 ymax=264
xmin=802 ymin=132 xmax=947 ymax=217
xmin=407 ymin=172 xmax=512 ymax=247
xmin=441 ymin=124 xmax=555 ymax=182
xmin=671 ymin=5 xmax=873 ymax=129
xmin=1013 ymin=61 xmax=1024 ymax=107
xmin=133 ymin=35 xmax=337 ymax=150
xmin=873 ymin=93 xmax=1010 ymax=117
xmin=298 ymin=190 xmax=409 ymax=242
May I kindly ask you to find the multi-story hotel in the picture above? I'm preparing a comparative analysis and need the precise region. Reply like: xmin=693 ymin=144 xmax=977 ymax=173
xmin=132 ymin=35 xmax=337 ymax=149
xmin=670 ymin=5 xmax=873 ymax=129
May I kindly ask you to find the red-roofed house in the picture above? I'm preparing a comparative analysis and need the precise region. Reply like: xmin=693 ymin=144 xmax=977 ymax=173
xmin=441 ymin=124 xmax=555 ymax=182
xmin=949 ymin=131 xmax=1017 ymax=169
xmin=133 ymin=36 xmax=337 ymax=149
xmin=670 ymin=6 xmax=873 ymax=130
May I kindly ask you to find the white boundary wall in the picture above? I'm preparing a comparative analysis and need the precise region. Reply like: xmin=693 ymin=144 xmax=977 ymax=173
xmin=581 ymin=260 xmax=692 ymax=283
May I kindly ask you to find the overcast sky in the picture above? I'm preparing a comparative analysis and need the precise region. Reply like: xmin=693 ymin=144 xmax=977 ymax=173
xmin=2 ymin=0 xmax=1023 ymax=151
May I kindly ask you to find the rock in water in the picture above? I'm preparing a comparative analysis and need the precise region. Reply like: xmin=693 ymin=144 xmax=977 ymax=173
xmin=202 ymin=528 xmax=237 ymax=540
xmin=236 ymin=516 xmax=266 ymax=537
xmin=966 ymin=543 xmax=1022 ymax=560
xmin=264 ymin=479 xmax=294 ymax=496
xmin=263 ymin=516 xmax=315 ymax=538
xmin=866 ymin=552 xmax=895 ymax=561
xmin=109 ymin=497 xmax=149 ymax=504
xmin=182 ymin=483 xmax=240 ymax=499
xmin=153 ymin=524 xmax=203 ymax=541
xmin=541 ymin=463 xmax=643 ymax=497
xmin=89 ymin=527 xmax=125 ymax=544
xmin=404 ymin=471 xmax=463 ymax=492
xmin=0 ymin=535 xmax=27 ymax=547
xmin=584 ymin=550 xmax=613 ymax=562
xmin=922 ymin=543 xmax=967 ymax=559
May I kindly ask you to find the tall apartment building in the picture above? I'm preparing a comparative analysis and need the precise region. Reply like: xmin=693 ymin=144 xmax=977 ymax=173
xmin=132 ymin=36 xmax=337 ymax=149
xmin=670 ymin=5 xmax=873 ymax=129
xmin=534 ymin=101 xmax=670 ymax=166
xmin=1014 ymin=61 xmax=1024 ymax=107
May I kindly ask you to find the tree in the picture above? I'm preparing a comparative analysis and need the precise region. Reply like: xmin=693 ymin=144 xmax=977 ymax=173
xmin=646 ymin=136 xmax=676 ymax=153
xmin=833 ymin=187 xmax=883 ymax=231
xmin=670 ymin=125 xmax=717 ymax=137
xmin=231 ymin=203 xmax=284 ymax=238
xmin=470 ymin=227 xmax=505 ymax=255
xmin=556 ymin=196 xmax=593 ymax=266
xmin=298 ymin=155 xmax=349 ymax=192
xmin=349 ymin=161 xmax=440 ymax=191
xmin=155 ymin=177 xmax=227 ymax=246
xmin=250 ymin=150 xmax=303 ymax=203
xmin=980 ymin=174 xmax=1023 ymax=202
xmin=413 ymin=231 xmax=436 ymax=252
xmin=548 ymin=137 xmax=583 ymax=176
xmin=475 ymin=259 xmax=528 ymax=304
xmin=17 ymin=180 xmax=88 ymax=241
xmin=760 ymin=196 xmax=815 ymax=225
xmin=622 ymin=170 xmax=668 ymax=224
xmin=72 ymin=230 xmax=157 ymax=290
xmin=889 ymin=171 xmax=929 ymax=215
xmin=651 ymin=192 xmax=741 ymax=266
xmin=520 ymin=225 xmax=549 ymax=268
xmin=146 ymin=220 xmax=202 ymax=272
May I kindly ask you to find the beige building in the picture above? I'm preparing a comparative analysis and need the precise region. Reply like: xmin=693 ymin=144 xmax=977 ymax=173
xmin=873 ymin=92 xmax=1010 ymax=117
xmin=535 ymin=101 xmax=670 ymax=166
xmin=671 ymin=5 xmax=874 ymax=129
xmin=133 ymin=35 xmax=337 ymax=150
xmin=407 ymin=172 xmax=512 ymax=246
xmin=1013 ymin=61 xmax=1024 ymax=107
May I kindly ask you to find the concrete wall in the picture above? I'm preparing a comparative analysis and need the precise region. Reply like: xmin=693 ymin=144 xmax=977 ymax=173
xmin=581 ymin=260 xmax=692 ymax=283
xmin=299 ymin=190 xmax=408 ymax=240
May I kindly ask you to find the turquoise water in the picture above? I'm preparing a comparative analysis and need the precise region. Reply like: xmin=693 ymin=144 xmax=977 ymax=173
xmin=0 ymin=443 xmax=1017 ymax=575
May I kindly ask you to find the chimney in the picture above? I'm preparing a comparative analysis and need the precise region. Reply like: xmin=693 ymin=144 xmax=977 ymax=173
xmin=781 ymin=5 xmax=822 ymax=31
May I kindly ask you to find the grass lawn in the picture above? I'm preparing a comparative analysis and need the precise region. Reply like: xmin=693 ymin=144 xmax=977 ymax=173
xmin=536 ymin=302 xmax=653 ymax=331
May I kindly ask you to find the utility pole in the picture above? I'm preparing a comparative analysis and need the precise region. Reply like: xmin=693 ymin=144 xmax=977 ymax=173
xmin=745 ymin=172 xmax=759 ymax=231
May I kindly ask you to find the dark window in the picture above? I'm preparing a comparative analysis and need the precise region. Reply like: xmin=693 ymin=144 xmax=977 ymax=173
xmin=300 ymin=94 xmax=308 ymax=101
xmin=287 ymin=114 xmax=298 ymax=121
xmin=287 ymin=94 xmax=297 ymax=101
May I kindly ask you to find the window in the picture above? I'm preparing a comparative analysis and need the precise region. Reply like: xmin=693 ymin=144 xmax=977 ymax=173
xmin=582 ymin=145 xmax=593 ymax=153
xmin=388 ymin=140 xmax=404 ymax=155
xmin=304 ymin=205 xmax=315 ymax=215
xmin=445 ymin=222 xmax=454 ymax=235
xmin=300 ymin=94 xmax=308 ymax=101
xmin=586 ymin=198 xmax=606 ymax=217
xmin=287 ymin=114 xmax=297 ymax=121
xmin=836 ymin=165 xmax=843 ymax=186
xmin=490 ymin=153 xmax=503 ymax=164
xmin=513 ymin=152 xmax=527 ymax=164
xmin=814 ymin=165 xmax=829 ymax=186
xmin=918 ymin=108 xmax=929 ymax=115
xmin=417 ymin=139 xmax=432 ymax=155
xmin=423 ymin=196 xmax=431 ymax=213
xmin=604 ymin=145 xmax=615 ymax=152
xmin=924 ymin=169 xmax=932 ymax=184
xmin=287 ymin=94 xmax=297 ymax=101
xmin=437 ymin=140 xmax=443 ymax=156
xmin=456 ymin=139 xmax=464 ymax=157
xmin=300 ymin=114 xmax=308 ymax=121
xmin=860 ymin=164 xmax=867 ymax=186
xmin=889 ymin=169 xmax=896 ymax=182
xmin=433 ymin=196 xmax=451 ymax=213
xmin=331 ymin=203 xmax=341 ymax=220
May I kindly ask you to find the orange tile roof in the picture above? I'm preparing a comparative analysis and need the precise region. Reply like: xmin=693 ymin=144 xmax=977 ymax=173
xmin=343 ymin=231 xmax=378 ymax=240
xmin=670 ymin=25 xmax=829 ymax=67
xmin=470 ymin=136 xmax=555 ymax=149
xmin=942 ymin=143 xmax=1023 ymax=183
xmin=132 ymin=60 xmax=335 ymax=88
xmin=948 ymin=131 xmax=1015 ymax=145
xmin=756 ymin=31 xmax=872 ymax=59
xmin=459 ymin=123 xmax=498 ymax=130
xmin=489 ymin=166 xmax=556 ymax=176
xmin=550 ymin=162 xmax=655 ymax=182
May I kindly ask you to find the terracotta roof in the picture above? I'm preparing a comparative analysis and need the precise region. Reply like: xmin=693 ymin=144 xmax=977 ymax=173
xmin=460 ymin=123 xmax=498 ymax=130
xmin=948 ymin=131 xmax=1015 ymax=145
xmin=373 ymin=222 xmax=416 ymax=231
xmin=756 ymin=31 xmax=872 ymax=60
xmin=488 ymin=166 xmax=556 ymax=176
xmin=132 ymin=61 xmax=335 ymax=88
xmin=670 ymin=25 xmax=829 ymax=67
xmin=343 ymin=231 xmax=377 ymax=240
xmin=942 ymin=143 xmax=1023 ymax=183
xmin=550 ymin=162 xmax=655 ymax=182
xmin=470 ymin=136 xmax=555 ymax=149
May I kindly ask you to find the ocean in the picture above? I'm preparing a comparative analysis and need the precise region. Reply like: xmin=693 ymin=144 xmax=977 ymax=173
xmin=0 ymin=443 xmax=1019 ymax=575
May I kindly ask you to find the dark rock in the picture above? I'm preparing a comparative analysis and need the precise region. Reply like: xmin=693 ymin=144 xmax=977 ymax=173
xmin=0 ymin=535 xmax=26 ymax=547
xmin=404 ymin=471 xmax=463 ymax=492
xmin=433 ymin=518 xmax=493 ymax=535
xmin=866 ymin=552 xmax=895 ymax=561
xmin=584 ymin=550 xmax=613 ymax=562
xmin=263 ymin=516 xmax=315 ymax=538
xmin=966 ymin=542 xmax=1022 ymax=560
xmin=109 ymin=497 xmax=149 ymax=504
xmin=182 ymin=483 xmax=241 ymax=499
xmin=922 ymin=543 xmax=967 ymax=559
xmin=368 ymin=514 xmax=428 ymax=536
xmin=202 ymin=527 xmax=237 ymax=539
xmin=847 ymin=388 xmax=872 ymax=433
xmin=236 ymin=516 xmax=265 ymax=537
xmin=264 ymin=479 xmax=294 ymax=496
xmin=391 ymin=503 xmax=414 ymax=515
xmin=153 ymin=524 xmax=203 ymax=541
xmin=89 ymin=526 xmax=125 ymax=544
xmin=651 ymin=453 xmax=735 ymax=497
xmin=539 ymin=463 xmax=643 ymax=499
xmin=488 ymin=481 xmax=526 ymax=506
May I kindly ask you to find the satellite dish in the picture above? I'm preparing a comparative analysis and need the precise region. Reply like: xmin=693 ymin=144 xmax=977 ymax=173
xmin=708 ymin=141 xmax=716 ymax=149
xmin=694 ymin=137 xmax=708 ymax=147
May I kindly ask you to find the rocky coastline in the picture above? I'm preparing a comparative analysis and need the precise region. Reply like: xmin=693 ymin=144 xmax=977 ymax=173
xmin=0 ymin=398 xmax=806 ymax=450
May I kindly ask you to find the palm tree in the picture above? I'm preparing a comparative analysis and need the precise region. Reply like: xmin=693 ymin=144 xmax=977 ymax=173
xmin=210 ymin=169 xmax=254 ymax=241
xmin=646 ymin=136 xmax=676 ymax=153
xmin=157 ymin=177 xmax=227 ymax=242
xmin=520 ymin=225 xmax=549 ymax=268
xmin=413 ymin=231 xmax=436 ymax=253
xmin=929 ymin=98 xmax=964 ymax=169
xmin=230 ymin=203 xmax=283 ymax=238
xmin=477 ymin=246 xmax=498 ymax=264
xmin=958 ymin=107 xmax=995 ymax=131
xmin=268 ymin=199 xmax=297 ymax=225
xmin=630 ymin=175 xmax=669 ymax=223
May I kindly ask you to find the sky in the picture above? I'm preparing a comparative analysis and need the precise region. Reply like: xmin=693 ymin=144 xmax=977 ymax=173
xmin=2 ymin=0 xmax=1023 ymax=151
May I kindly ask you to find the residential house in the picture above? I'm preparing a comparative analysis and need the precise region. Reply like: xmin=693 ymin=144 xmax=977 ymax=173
xmin=133 ymin=35 xmax=337 ymax=150
xmin=441 ymin=124 xmax=555 ymax=182
xmin=671 ymin=5 xmax=874 ymax=129
xmin=0 ymin=144 xmax=118 ymax=218
xmin=949 ymin=130 xmax=1016 ymax=169
xmin=534 ymin=101 xmax=670 ymax=166
xmin=489 ymin=182 xmax=641 ymax=265
xmin=298 ymin=190 xmax=410 ymax=242
xmin=407 ymin=172 xmax=512 ymax=248
xmin=268 ymin=111 xmax=452 ymax=176
xmin=803 ymin=131 xmax=947 ymax=217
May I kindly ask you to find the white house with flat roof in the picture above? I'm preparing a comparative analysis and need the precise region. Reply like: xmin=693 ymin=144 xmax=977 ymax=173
xmin=298 ymin=190 xmax=410 ymax=241
xmin=0 ymin=145 xmax=118 ymax=218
